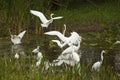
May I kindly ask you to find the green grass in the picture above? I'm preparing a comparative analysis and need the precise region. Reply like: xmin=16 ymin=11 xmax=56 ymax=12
xmin=0 ymin=1 xmax=120 ymax=36
xmin=54 ymin=2 xmax=120 ymax=25
xmin=0 ymin=55 xmax=119 ymax=80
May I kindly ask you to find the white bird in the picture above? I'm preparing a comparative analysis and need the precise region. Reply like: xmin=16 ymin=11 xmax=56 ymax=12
xmin=32 ymin=46 xmax=40 ymax=53
xmin=30 ymin=10 xmax=63 ymax=28
xmin=11 ymin=30 xmax=26 ymax=45
xmin=36 ymin=60 xmax=41 ymax=67
xmin=53 ymin=45 xmax=80 ymax=66
xmin=52 ymin=24 xmax=67 ymax=48
xmin=92 ymin=50 xmax=105 ymax=72
xmin=35 ymin=52 xmax=43 ymax=67
xmin=32 ymin=46 xmax=43 ymax=67
xmin=52 ymin=40 xmax=63 ymax=48
xmin=44 ymin=31 xmax=81 ymax=48
xmin=61 ymin=40 xmax=81 ymax=55
xmin=14 ymin=53 xmax=19 ymax=59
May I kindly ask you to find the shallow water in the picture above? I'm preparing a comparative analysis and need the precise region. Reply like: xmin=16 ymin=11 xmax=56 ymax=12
xmin=0 ymin=35 xmax=120 ymax=74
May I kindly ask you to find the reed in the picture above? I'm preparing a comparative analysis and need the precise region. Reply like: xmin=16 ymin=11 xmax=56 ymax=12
xmin=0 ymin=0 xmax=120 ymax=37
xmin=0 ymin=54 xmax=118 ymax=80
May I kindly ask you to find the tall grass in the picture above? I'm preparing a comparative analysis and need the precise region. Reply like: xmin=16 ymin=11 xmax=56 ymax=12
xmin=0 ymin=0 xmax=120 ymax=37
xmin=0 ymin=55 xmax=119 ymax=80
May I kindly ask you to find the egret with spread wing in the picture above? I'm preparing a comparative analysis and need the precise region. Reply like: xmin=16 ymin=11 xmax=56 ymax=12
xmin=44 ymin=31 xmax=81 ymax=48
xmin=51 ymin=24 xmax=67 ymax=48
xmin=30 ymin=10 xmax=63 ymax=28
xmin=11 ymin=30 xmax=26 ymax=45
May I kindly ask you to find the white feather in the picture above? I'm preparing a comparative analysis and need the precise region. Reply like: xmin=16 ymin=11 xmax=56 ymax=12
xmin=30 ymin=10 xmax=63 ymax=28
xmin=45 ymin=31 xmax=82 ymax=48
xmin=44 ymin=31 xmax=66 ymax=42
xmin=52 ymin=16 xmax=63 ymax=20
xmin=11 ymin=30 xmax=26 ymax=45
xmin=61 ymin=40 xmax=80 ymax=55
xmin=92 ymin=50 xmax=105 ymax=71
xmin=30 ymin=10 xmax=48 ymax=23
xmin=18 ymin=30 xmax=26 ymax=39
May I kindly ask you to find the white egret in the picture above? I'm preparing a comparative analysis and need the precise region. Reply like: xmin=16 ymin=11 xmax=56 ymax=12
xmin=61 ymin=40 xmax=81 ymax=55
xmin=14 ymin=53 xmax=19 ymax=59
xmin=52 ymin=40 xmax=65 ymax=48
xmin=11 ymin=30 xmax=26 ymax=45
xmin=53 ymin=42 xmax=81 ymax=67
xmin=35 ymin=52 xmax=43 ymax=67
xmin=52 ymin=24 xmax=67 ymax=48
xmin=92 ymin=50 xmax=105 ymax=71
xmin=44 ymin=31 xmax=81 ymax=48
xmin=32 ymin=46 xmax=43 ymax=67
xmin=32 ymin=46 xmax=40 ymax=53
xmin=30 ymin=10 xmax=63 ymax=28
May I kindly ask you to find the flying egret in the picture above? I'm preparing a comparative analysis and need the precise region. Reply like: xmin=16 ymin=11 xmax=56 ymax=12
xmin=52 ymin=24 xmax=67 ymax=48
xmin=44 ymin=31 xmax=81 ymax=48
xmin=11 ymin=30 xmax=26 ymax=45
xmin=52 ymin=40 xmax=63 ymax=48
xmin=32 ymin=46 xmax=43 ymax=67
xmin=92 ymin=50 xmax=105 ymax=72
xmin=30 ymin=10 xmax=63 ymax=28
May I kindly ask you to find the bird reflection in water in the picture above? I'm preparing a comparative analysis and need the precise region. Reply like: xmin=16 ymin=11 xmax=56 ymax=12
xmin=11 ymin=44 xmax=25 ymax=59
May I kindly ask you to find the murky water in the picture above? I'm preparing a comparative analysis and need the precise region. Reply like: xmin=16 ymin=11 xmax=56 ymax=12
xmin=0 ymin=35 xmax=120 ymax=74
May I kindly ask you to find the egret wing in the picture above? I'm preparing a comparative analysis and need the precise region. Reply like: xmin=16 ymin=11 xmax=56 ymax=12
xmin=62 ymin=46 xmax=73 ymax=55
xmin=52 ymin=40 xmax=63 ymax=48
xmin=44 ymin=31 xmax=66 ymax=42
xmin=52 ymin=16 xmax=63 ymax=20
xmin=18 ymin=30 xmax=26 ymax=39
xmin=30 ymin=10 xmax=48 ymax=23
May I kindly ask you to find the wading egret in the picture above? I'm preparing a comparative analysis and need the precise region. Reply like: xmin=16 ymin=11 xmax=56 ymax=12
xmin=32 ymin=46 xmax=40 ymax=53
xmin=44 ymin=31 xmax=81 ymax=48
xmin=14 ymin=53 xmax=19 ymax=59
xmin=30 ymin=10 xmax=63 ymax=28
xmin=11 ymin=30 xmax=26 ymax=45
xmin=92 ymin=50 xmax=105 ymax=71
xmin=53 ymin=45 xmax=80 ymax=66
xmin=32 ymin=46 xmax=43 ymax=67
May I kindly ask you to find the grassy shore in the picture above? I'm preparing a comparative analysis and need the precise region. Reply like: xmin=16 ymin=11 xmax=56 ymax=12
xmin=0 ymin=55 xmax=119 ymax=80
